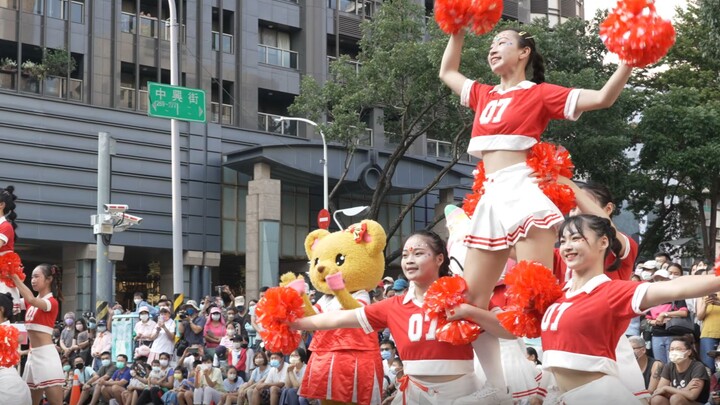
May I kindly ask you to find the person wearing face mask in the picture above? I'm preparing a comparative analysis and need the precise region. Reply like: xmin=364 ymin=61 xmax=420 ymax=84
xmin=148 ymin=306 xmax=176 ymax=363
xmin=81 ymin=351 xmax=116 ymax=405
xmin=193 ymin=355 xmax=225 ymax=405
xmin=382 ymin=359 xmax=404 ymax=405
xmin=220 ymin=322 xmax=238 ymax=351
xmin=652 ymin=336 xmax=709 ymax=404
xmin=134 ymin=306 xmax=158 ymax=350
xmin=204 ymin=365 xmax=244 ymax=405
xmin=379 ymin=340 xmax=397 ymax=380
xmin=90 ymin=320 xmax=112 ymax=371
xmin=279 ymin=348 xmax=309 ymax=405
xmin=204 ymin=306 xmax=226 ymax=357
xmin=696 ymin=287 xmax=720 ymax=374
xmin=99 ymin=354 xmax=132 ymax=403
xmin=237 ymin=352 xmax=270 ymax=405
xmin=249 ymin=352 xmax=288 ymax=405
xmin=61 ymin=357 xmax=73 ymax=400
xmin=64 ymin=356 xmax=96 ymax=403
xmin=162 ymin=367 xmax=189 ymax=405
xmin=133 ymin=292 xmax=158 ymax=317
xmin=59 ymin=311 xmax=76 ymax=359
xmin=137 ymin=355 xmax=175 ymax=405
xmin=178 ymin=300 xmax=206 ymax=349
xmin=628 ymin=336 xmax=663 ymax=393
xmin=72 ymin=318 xmax=90 ymax=364
xmin=229 ymin=335 xmax=250 ymax=381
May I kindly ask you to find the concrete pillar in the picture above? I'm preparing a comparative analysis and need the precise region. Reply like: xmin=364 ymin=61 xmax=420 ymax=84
xmin=245 ymin=163 xmax=281 ymax=301
xmin=434 ymin=188 xmax=457 ymax=239
xmin=190 ymin=265 xmax=201 ymax=301
xmin=183 ymin=251 xmax=204 ymax=301
xmin=63 ymin=244 xmax=124 ymax=317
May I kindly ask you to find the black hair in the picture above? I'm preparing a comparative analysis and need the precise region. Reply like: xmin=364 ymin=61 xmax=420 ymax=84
xmin=260 ymin=286 xmax=270 ymax=293
xmin=667 ymin=262 xmax=683 ymax=274
xmin=655 ymin=252 xmax=672 ymax=262
xmin=254 ymin=351 xmax=268 ymax=365
xmin=117 ymin=354 xmax=128 ymax=361
xmin=203 ymin=354 xmax=214 ymax=363
xmin=380 ymin=339 xmax=396 ymax=350
xmin=293 ymin=347 xmax=308 ymax=364
xmin=36 ymin=263 xmax=64 ymax=301
xmin=526 ymin=347 xmax=542 ymax=365
xmin=100 ymin=351 xmax=111 ymax=358
xmin=159 ymin=352 xmax=171 ymax=360
xmin=226 ymin=365 xmax=238 ymax=375
xmin=407 ymin=230 xmax=451 ymax=277
xmin=134 ymin=292 xmax=144 ymax=298
xmin=0 ymin=186 xmax=18 ymax=240
xmin=0 ymin=292 xmax=13 ymax=321
xmin=576 ymin=182 xmax=616 ymax=215
xmin=506 ymin=28 xmax=545 ymax=84
xmin=74 ymin=318 xmax=87 ymax=337
xmin=671 ymin=335 xmax=698 ymax=360
xmin=558 ymin=215 xmax=623 ymax=272
xmin=269 ymin=351 xmax=284 ymax=359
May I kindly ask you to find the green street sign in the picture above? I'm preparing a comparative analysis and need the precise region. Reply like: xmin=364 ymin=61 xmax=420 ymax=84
xmin=147 ymin=82 xmax=206 ymax=122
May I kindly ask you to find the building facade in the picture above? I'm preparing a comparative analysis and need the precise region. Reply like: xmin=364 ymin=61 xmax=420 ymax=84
xmin=530 ymin=0 xmax=584 ymax=25
xmin=0 ymin=0 xmax=529 ymax=315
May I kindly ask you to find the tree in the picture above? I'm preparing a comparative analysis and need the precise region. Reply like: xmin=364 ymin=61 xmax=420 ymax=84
xmin=629 ymin=2 xmax=720 ymax=260
xmin=290 ymin=0 xmax=640 ymax=260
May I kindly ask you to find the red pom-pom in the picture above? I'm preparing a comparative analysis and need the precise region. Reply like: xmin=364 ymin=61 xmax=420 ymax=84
xmin=462 ymin=162 xmax=486 ymax=217
xmin=527 ymin=143 xmax=577 ymax=215
xmin=468 ymin=0 xmax=504 ymax=35
xmin=424 ymin=276 xmax=482 ymax=345
xmin=255 ymin=287 xmax=306 ymax=354
xmin=499 ymin=261 xmax=562 ymax=338
xmin=0 ymin=325 xmax=20 ymax=368
xmin=714 ymin=255 xmax=720 ymax=277
xmin=599 ymin=0 xmax=676 ymax=68
xmin=0 ymin=252 xmax=24 ymax=289
xmin=434 ymin=0 xmax=475 ymax=35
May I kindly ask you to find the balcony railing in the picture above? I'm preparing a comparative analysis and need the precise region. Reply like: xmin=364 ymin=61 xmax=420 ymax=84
xmin=327 ymin=56 xmax=361 ymax=74
xmin=258 ymin=112 xmax=298 ymax=136
xmin=212 ymin=31 xmax=234 ymax=53
xmin=211 ymin=102 xmax=233 ymax=125
xmin=427 ymin=138 xmax=472 ymax=162
xmin=258 ymin=44 xmax=298 ymax=69
xmin=43 ymin=76 xmax=82 ymax=100
xmin=139 ymin=15 xmax=158 ymax=38
xmin=328 ymin=0 xmax=376 ymax=18
xmin=162 ymin=20 xmax=186 ymax=42
xmin=121 ymin=12 xmax=136 ymax=34
xmin=0 ymin=0 xmax=17 ymax=9
xmin=120 ymin=87 xmax=148 ymax=110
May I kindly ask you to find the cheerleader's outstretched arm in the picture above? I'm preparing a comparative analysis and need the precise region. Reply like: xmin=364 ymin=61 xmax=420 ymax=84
xmin=446 ymin=303 xmax=517 ymax=340
xmin=642 ymin=274 xmax=720 ymax=311
xmin=575 ymin=63 xmax=632 ymax=112
xmin=439 ymin=32 xmax=470 ymax=96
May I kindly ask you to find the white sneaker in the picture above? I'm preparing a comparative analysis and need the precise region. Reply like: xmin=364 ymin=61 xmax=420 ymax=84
xmin=453 ymin=385 xmax=514 ymax=405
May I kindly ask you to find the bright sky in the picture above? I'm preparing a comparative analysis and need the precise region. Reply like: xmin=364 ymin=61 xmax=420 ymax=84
xmin=584 ymin=0 xmax=689 ymax=21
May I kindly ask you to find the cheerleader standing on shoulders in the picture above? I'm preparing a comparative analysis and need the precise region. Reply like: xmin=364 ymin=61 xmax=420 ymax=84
xmin=438 ymin=29 xmax=633 ymax=314
xmin=0 ymin=186 xmax=21 ymax=313
xmin=11 ymin=264 xmax=65 ymax=405
xmin=292 ymin=231 xmax=512 ymax=405
xmin=541 ymin=214 xmax=720 ymax=404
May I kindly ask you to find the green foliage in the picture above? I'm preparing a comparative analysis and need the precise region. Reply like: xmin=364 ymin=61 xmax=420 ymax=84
xmin=42 ymin=48 xmax=77 ymax=77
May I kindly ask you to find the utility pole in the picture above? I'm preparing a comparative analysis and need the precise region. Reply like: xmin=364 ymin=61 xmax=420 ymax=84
xmin=95 ymin=132 xmax=113 ymax=320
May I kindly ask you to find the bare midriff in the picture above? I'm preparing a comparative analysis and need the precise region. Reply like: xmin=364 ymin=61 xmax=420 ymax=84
xmin=28 ymin=330 xmax=53 ymax=348
xmin=412 ymin=374 xmax=464 ymax=383
xmin=552 ymin=367 xmax=606 ymax=393
xmin=481 ymin=150 xmax=529 ymax=174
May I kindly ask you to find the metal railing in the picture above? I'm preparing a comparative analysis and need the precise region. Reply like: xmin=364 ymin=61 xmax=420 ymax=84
xmin=257 ymin=44 xmax=298 ymax=69
xmin=328 ymin=0 xmax=377 ymax=18
xmin=350 ymin=126 xmax=373 ymax=147
xmin=0 ymin=0 xmax=17 ymax=9
xmin=138 ymin=15 xmax=158 ymax=38
xmin=119 ymin=87 xmax=148 ymax=110
xmin=43 ymin=76 xmax=82 ymax=100
xmin=162 ymin=20 xmax=186 ymax=42
xmin=120 ymin=12 xmax=136 ymax=34
xmin=327 ymin=56 xmax=361 ymax=74
xmin=258 ymin=112 xmax=298 ymax=136
xmin=211 ymin=102 xmax=233 ymax=124
xmin=427 ymin=138 xmax=472 ymax=162
xmin=212 ymin=31 xmax=234 ymax=53
xmin=0 ymin=71 xmax=16 ymax=90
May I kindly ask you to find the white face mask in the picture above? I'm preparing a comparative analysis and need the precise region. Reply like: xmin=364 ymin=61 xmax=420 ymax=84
xmin=289 ymin=356 xmax=300 ymax=365
xmin=715 ymin=361 xmax=720 ymax=371
xmin=669 ymin=275 xmax=678 ymax=280
xmin=211 ymin=314 xmax=221 ymax=321
xmin=140 ymin=314 xmax=149 ymax=322
xmin=669 ymin=350 xmax=688 ymax=363
xmin=389 ymin=366 xmax=398 ymax=375
xmin=226 ymin=329 xmax=235 ymax=337
xmin=233 ymin=342 xmax=242 ymax=350
xmin=159 ymin=359 xmax=169 ymax=367
xmin=134 ymin=299 xmax=142 ymax=305
xmin=641 ymin=271 xmax=653 ymax=281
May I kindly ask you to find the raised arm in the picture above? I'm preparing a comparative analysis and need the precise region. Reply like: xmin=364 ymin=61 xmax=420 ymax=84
xmin=446 ymin=303 xmax=516 ymax=340
xmin=439 ymin=32 xmax=470 ymax=96
xmin=291 ymin=308 xmax=362 ymax=331
xmin=575 ymin=63 xmax=632 ymax=113
xmin=641 ymin=274 xmax=720 ymax=310
xmin=10 ymin=274 xmax=49 ymax=310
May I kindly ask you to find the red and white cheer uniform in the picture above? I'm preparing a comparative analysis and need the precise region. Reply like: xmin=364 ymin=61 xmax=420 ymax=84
xmin=0 ymin=216 xmax=21 ymax=315
xmin=356 ymin=283 xmax=481 ymax=404
xmin=459 ymin=80 xmax=581 ymax=251
xmin=541 ymin=274 xmax=650 ymax=404
xmin=23 ymin=293 xmax=64 ymax=389
xmin=299 ymin=290 xmax=383 ymax=405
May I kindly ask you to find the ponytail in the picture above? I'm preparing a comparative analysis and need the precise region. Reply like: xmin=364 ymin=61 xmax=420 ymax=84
xmin=0 ymin=186 xmax=18 ymax=240
xmin=508 ymin=28 xmax=545 ymax=84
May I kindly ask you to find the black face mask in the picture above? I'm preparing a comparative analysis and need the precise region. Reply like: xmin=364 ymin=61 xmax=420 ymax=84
xmin=240 ymin=343 xmax=248 ymax=349
xmin=236 ymin=306 xmax=245 ymax=312
xmin=75 ymin=363 xmax=84 ymax=370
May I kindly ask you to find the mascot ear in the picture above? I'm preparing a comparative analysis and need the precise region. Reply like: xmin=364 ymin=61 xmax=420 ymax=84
xmin=352 ymin=220 xmax=386 ymax=257
xmin=304 ymin=229 xmax=331 ymax=258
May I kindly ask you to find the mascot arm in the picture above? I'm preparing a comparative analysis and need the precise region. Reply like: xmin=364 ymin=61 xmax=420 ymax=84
xmin=279 ymin=272 xmax=316 ymax=317
xmin=326 ymin=272 xmax=363 ymax=310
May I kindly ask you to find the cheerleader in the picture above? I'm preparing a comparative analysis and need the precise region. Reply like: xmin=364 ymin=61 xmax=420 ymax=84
xmin=0 ymin=186 xmax=21 ymax=314
xmin=540 ymin=214 xmax=720 ymax=404
xmin=11 ymin=264 xmax=64 ymax=405
xmin=438 ymin=29 xmax=633 ymax=315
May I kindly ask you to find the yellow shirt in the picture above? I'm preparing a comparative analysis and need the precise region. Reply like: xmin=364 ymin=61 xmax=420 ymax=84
xmin=701 ymin=304 xmax=720 ymax=338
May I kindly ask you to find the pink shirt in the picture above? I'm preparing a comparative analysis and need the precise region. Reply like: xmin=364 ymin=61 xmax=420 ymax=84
xmin=204 ymin=321 xmax=226 ymax=348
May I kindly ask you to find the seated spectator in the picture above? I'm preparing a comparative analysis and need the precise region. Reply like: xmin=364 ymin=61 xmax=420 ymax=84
xmin=149 ymin=306 xmax=175 ymax=363
xmin=135 ymin=305 xmax=158 ymax=348
xmin=236 ymin=351 xmax=270 ymax=405
xmin=61 ymin=357 xmax=73 ymax=400
xmin=279 ymin=348 xmax=309 ymax=405
xmin=651 ymin=336 xmax=710 ymax=405
xmin=220 ymin=321 xmax=238 ymax=350
xmin=123 ymin=360 xmax=151 ymax=405
xmin=382 ymin=276 xmax=394 ymax=288
xmin=229 ymin=335 xmax=251 ymax=381
xmin=205 ymin=365 xmax=243 ymax=405
xmin=629 ymin=335 xmax=663 ymax=392
xmin=382 ymin=358 xmax=404 ymax=405
xmin=249 ymin=352 xmax=288 ymax=405
xmin=68 ymin=355 xmax=95 ymax=405
xmin=162 ymin=367 xmax=188 ymax=405
xmin=178 ymin=345 xmax=205 ymax=373
xmin=100 ymin=354 xmax=131 ymax=404
xmin=80 ymin=350 xmax=116 ymax=405
xmin=179 ymin=361 xmax=201 ymax=405
xmin=194 ymin=354 xmax=225 ymax=405
xmin=204 ymin=306 xmax=226 ymax=357
xmin=137 ymin=352 xmax=174 ymax=405
xmin=178 ymin=300 xmax=205 ymax=349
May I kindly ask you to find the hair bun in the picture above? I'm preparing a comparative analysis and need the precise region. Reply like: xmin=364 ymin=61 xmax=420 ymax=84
xmin=4 ymin=186 xmax=13 ymax=194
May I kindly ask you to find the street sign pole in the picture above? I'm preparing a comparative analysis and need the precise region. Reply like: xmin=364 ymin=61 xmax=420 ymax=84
xmin=168 ymin=0 xmax=183 ymax=298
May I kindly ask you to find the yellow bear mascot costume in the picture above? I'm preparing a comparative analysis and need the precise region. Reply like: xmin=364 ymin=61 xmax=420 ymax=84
xmin=281 ymin=220 xmax=385 ymax=405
